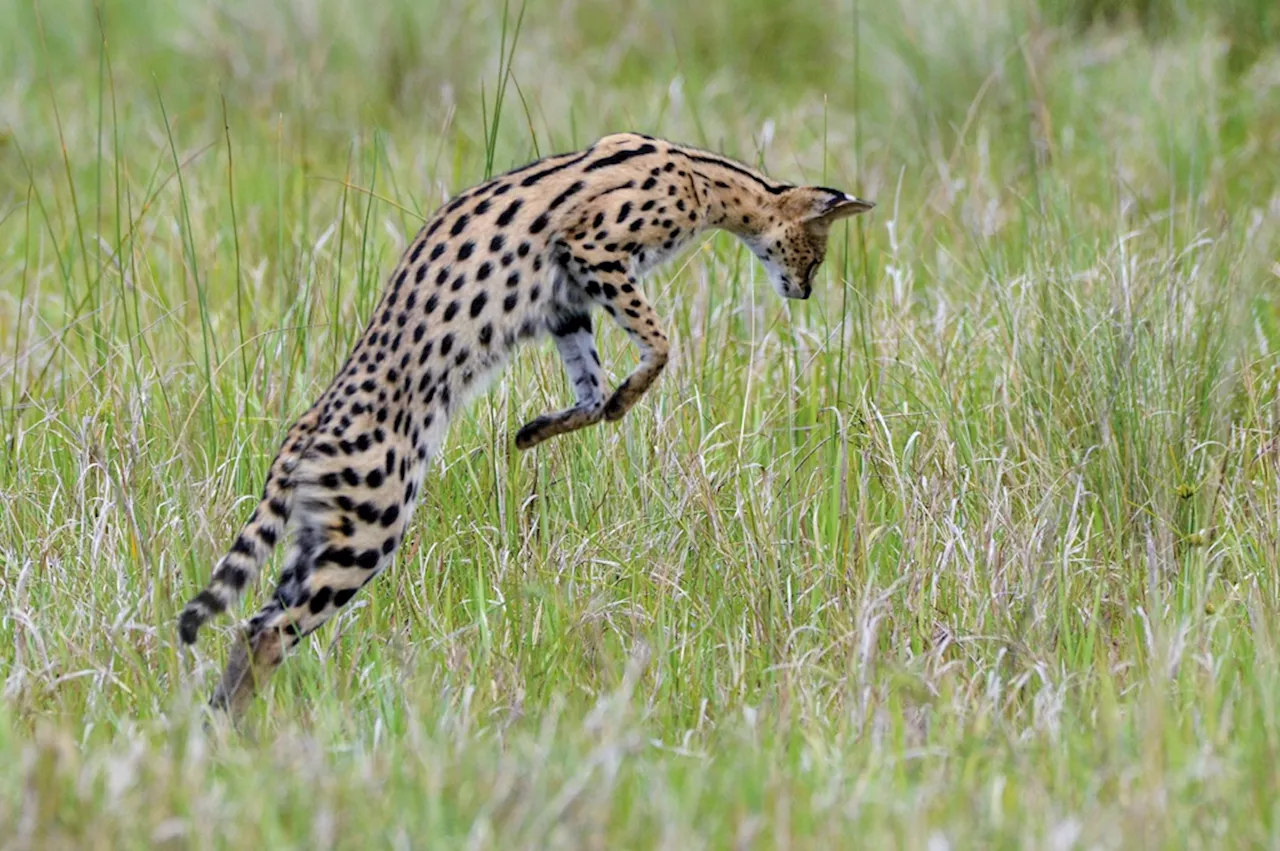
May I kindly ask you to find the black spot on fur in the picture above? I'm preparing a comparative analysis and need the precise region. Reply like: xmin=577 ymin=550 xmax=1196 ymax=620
xmin=584 ymin=144 xmax=658 ymax=172
xmin=551 ymin=313 xmax=591 ymax=336
xmin=519 ymin=150 xmax=590 ymax=186
xmin=548 ymin=180 xmax=585 ymax=211
xmin=318 ymin=546 xmax=356 ymax=568
xmin=309 ymin=586 xmax=332 ymax=614
xmin=496 ymin=199 xmax=523 ymax=227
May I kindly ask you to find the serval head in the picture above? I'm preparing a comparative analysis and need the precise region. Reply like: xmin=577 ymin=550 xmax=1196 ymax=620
xmin=747 ymin=186 xmax=874 ymax=299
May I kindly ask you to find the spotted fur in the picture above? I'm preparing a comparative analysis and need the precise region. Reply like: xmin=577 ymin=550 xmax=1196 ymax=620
xmin=178 ymin=132 xmax=874 ymax=715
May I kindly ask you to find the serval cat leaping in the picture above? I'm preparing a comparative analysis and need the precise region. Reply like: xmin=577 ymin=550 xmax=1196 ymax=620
xmin=179 ymin=132 xmax=874 ymax=716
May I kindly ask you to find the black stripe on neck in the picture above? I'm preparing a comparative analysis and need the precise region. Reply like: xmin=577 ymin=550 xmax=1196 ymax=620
xmin=674 ymin=150 xmax=787 ymax=195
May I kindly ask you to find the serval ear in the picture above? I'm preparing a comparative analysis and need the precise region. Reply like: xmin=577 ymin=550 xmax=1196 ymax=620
xmin=781 ymin=186 xmax=875 ymax=230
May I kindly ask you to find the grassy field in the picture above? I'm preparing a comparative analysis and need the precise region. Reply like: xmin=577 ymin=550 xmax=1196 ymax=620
xmin=3 ymin=0 xmax=1280 ymax=846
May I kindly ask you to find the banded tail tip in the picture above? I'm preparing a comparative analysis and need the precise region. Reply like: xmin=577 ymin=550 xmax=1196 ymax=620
xmin=178 ymin=607 xmax=203 ymax=645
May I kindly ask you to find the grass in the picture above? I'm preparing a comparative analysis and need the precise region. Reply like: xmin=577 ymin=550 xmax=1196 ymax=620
xmin=2 ymin=0 xmax=1280 ymax=846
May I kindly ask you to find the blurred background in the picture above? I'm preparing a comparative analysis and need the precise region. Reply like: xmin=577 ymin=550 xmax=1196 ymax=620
xmin=4 ymin=0 xmax=1279 ymax=204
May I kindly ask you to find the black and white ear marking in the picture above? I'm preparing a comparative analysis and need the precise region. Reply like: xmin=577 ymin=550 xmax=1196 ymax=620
xmin=810 ymin=186 xmax=875 ymax=220
xmin=783 ymin=185 xmax=876 ymax=228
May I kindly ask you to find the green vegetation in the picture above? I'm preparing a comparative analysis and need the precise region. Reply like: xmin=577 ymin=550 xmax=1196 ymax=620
xmin=3 ymin=0 xmax=1279 ymax=846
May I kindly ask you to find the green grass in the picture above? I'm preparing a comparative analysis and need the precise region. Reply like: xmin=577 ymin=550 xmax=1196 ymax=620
xmin=3 ymin=0 xmax=1280 ymax=846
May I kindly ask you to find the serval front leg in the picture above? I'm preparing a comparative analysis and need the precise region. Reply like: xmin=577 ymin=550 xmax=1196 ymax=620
xmin=584 ymin=268 xmax=670 ymax=422
xmin=515 ymin=310 xmax=607 ymax=450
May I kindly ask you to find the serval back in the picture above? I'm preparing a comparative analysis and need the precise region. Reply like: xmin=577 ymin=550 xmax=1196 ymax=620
xmin=178 ymin=132 xmax=874 ymax=716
